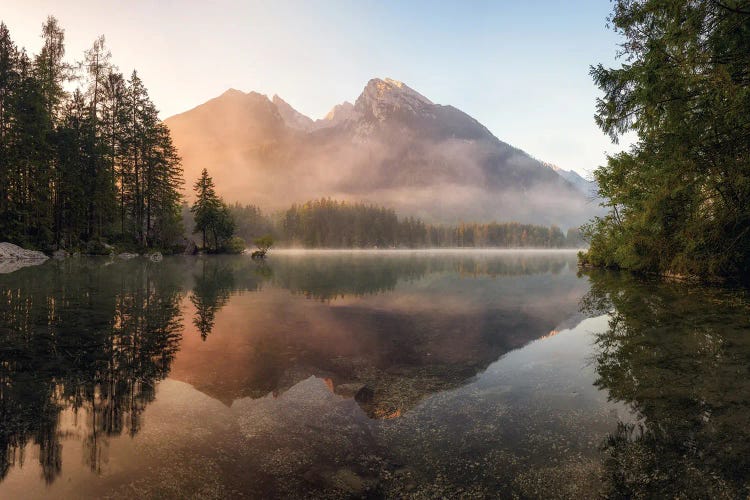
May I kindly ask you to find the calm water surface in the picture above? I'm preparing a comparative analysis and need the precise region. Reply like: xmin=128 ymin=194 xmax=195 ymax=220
xmin=0 ymin=250 xmax=748 ymax=498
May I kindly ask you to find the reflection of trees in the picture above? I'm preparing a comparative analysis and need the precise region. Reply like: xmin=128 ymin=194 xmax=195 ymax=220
xmin=582 ymin=271 xmax=750 ymax=498
xmin=0 ymin=259 xmax=184 ymax=483
xmin=189 ymin=257 xmax=266 ymax=340
xmin=179 ymin=254 xmax=584 ymax=418
xmin=0 ymin=252 xmax=579 ymax=484
xmin=270 ymin=253 xmax=570 ymax=301
xmin=191 ymin=264 xmax=233 ymax=340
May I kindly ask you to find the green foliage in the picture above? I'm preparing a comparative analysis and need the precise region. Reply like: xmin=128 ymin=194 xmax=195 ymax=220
xmin=277 ymin=198 xmax=570 ymax=248
xmin=253 ymin=234 xmax=274 ymax=253
xmin=191 ymin=168 xmax=236 ymax=252
xmin=223 ymin=236 xmax=246 ymax=254
xmin=582 ymin=0 xmax=750 ymax=281
xmin=229 ymin=203 xmax=274 ymax=243
xmin=0 ymin=18 xmax=183 ymax=252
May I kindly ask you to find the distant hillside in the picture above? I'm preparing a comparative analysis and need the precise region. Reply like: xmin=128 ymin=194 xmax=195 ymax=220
xmin=541 ymin=161 xmax=599 ymax=199
xmin=165 ymin=78 xmax=599 ymax=227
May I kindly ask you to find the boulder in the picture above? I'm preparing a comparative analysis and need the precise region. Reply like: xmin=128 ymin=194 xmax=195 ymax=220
xmin=335 ymin=383 xmax=366 ymax=398
xmin=118 ymin=252 xmax=139 ymax=260
xmin=0 ymin=242 xmax=48 ymax=261
xmin=184 ymin=239 xmax=197 ymax=255
xmin=84 ymin=240 xmax=110 ymax=255
xmin=148 ymin=252 xmax=163 ymax=262
xmin=0 ymin=242 xmax=48 ymax=274
xmin=52 ymin=249 xmax=69 ymax=259
xmin=354 ymin=386 xmax=375 ymax=404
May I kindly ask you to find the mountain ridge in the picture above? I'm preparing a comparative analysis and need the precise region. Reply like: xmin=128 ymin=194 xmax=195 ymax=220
xmin=164 ymin=78 xmax=599 ymax=227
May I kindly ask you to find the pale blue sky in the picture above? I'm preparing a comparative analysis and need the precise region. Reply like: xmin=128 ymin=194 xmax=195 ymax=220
xmin=2 ymin=1 xmax=628 ymax=176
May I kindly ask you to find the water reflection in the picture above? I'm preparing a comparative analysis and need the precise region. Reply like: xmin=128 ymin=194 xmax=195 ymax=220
xmin=173 ymin=252 xmax=586 ymax=418
xmin=269 ymin=251 xmax=570 ymax=301
xmin=0 ymin=259 xmax=183 ymax=483
xmin=0 ymin=251 xmax=582 ymax=490
xmin=1 ymin=252 xmax=747 ymax=497
xmin=582 ymin=270 xmax=750 ymax=498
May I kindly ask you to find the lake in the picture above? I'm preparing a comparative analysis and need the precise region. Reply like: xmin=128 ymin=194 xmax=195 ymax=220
xmin=0 ymin=250 xmax=748 ymax=498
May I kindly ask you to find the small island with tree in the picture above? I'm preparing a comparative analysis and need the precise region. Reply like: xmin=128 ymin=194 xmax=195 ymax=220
xmin=190 ymin=168 xmax=245 ymax=254
xmin=251 ymin=235 xmax=274 ymax=259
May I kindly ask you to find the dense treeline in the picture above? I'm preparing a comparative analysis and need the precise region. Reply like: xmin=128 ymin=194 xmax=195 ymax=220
xmin=0 ymin=17 xmax=182 ymax=252
xmin=230 ymin=198 xmax=583 ymax=248
xmin=581 ymin=0 xmax=750 ymax=281
xmin=229 ymin=202 xmax=274 ymax=244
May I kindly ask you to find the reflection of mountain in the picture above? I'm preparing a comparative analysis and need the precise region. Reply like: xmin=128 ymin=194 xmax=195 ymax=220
xmin=0 ymin=259 xmax=185 ymax=483
xmin=172 ymin=252 xmax=587 ymax=417
xmin=0 ymin=253 xmax=584 ymax=485
xmin=581 ymin=271 xmax=750 ymax=498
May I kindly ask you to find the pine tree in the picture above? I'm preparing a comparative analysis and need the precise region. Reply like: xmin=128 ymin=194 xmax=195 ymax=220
xmin=0 ymin=17 xmax=184 ymax=252
xmin=190 ymin=169 xmax=234 ymax=251
xmin=191 ymin=169 xmax=220 ymax=250
xmin=582 ymin=0 xmax=750 ymax=280
xmin=0 ymin=23 xmax=19 ymax=240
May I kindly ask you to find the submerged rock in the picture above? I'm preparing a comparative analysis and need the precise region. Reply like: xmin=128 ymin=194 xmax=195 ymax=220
xmin=52 ymin=249 xmax=69 ymax=259
xmin=336 ymin=383 xmax=366 ymax=398
xmin=354 ymin=386 xmax=375 ymax=404
xmin=149 ymin=252 xmax=163 ymax=262
xmin=0 ymin=260 xmax=43 ymax=274
xmin=118 ymin=252 xmax=139 ymax=260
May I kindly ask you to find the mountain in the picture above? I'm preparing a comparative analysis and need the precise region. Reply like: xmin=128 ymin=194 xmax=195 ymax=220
xmin=272 ymin=94 xmax=315 ymax=131
xmin=542 ymin=162 xmax=599 ymax=199
xmin=165 ymin=78 xmax=597 ymax=227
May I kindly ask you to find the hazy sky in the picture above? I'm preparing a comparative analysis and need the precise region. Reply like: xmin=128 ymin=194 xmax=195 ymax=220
xmin=2 ymin=1 xmax=629 ymax=176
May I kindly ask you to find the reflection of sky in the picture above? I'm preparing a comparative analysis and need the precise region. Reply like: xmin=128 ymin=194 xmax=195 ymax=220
xmin=475 ymin=315 xmax=634 ymax=424
xmin=0 ymin=313 xmax=630 ymax=498
xmin=0 ymin=252 xmax=620 ymax=497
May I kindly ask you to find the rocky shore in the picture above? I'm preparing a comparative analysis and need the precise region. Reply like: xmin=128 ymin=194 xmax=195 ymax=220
xmin=0 ymin=242 xmax=49 ymax=274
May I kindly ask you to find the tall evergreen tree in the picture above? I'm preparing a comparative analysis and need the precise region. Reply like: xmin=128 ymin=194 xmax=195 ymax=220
xmin=581 ymin=0 xmax=750 ymax=280
xmin=0 ymin=23 xmax=19 ymax=239
xmin=0 ymin=17 xmax=184 ymax=251
xmin=191 ymin=169 xmax=233 ymax=251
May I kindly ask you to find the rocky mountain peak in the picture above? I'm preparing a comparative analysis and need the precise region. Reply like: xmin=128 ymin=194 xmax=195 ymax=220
xmin=165 ymin=77 xmax=599 ymax=227
xmin=314 ymin=101 xmax=360 ymax=129
xmin=220 ymin=88 xmax=245 ymax=98
xmin=355 ymin=78 xmax=434 ymax=121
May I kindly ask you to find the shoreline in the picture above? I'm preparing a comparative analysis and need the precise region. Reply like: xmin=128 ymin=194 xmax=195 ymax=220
xmin=266 ymin=247 xmax=586 ymax=255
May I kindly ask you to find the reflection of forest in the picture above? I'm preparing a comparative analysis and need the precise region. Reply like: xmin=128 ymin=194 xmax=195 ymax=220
xmin=176 ymin=253 xmax=586 ymax=419
xmin=0 ymin=252 xmax=580 ymax=484
xmin=0 ymin=259 xmax=184 ymax=483
xmin=269 ymin=252 xmax=571 ymax=301
xmin=582 ymin=271 xmax=750 ymax=498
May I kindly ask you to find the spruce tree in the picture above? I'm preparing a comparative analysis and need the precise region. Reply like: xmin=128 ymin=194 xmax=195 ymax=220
xmin=191 ymin=168 xmax=220 ymax=250
xmin=582 ymin=0 xmax=750 ymax=280
xmin=0 ymin=17 xmax=184 ymax=252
